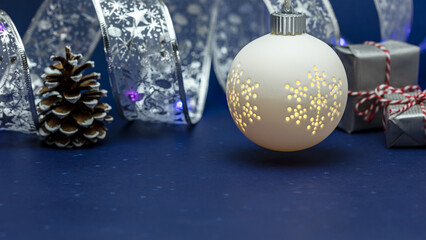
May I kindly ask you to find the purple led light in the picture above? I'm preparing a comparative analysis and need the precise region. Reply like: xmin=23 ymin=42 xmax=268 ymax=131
xmin=175 ymin=100 xmax=184 ymax=112
xmin=0 ymin=24 xmax=5 ymax=32
xmin=338 ymin=37 xmax=348 ymax=46
xmin=126 ymin=90 xmax=143 ymax=102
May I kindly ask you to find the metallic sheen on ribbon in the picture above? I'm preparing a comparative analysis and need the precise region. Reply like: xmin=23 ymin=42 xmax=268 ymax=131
xmin=93 ymin=0 xmax=217 ymax=125
xmin=23 ymin=0 xmax=102 ymax=104
xmin=0 ymin=10 xmax=39 ymax=133
xmin=374 ymin=0 xmax=413 ymax=42
xmin=1 ymin=0 xmax=217 ymax=134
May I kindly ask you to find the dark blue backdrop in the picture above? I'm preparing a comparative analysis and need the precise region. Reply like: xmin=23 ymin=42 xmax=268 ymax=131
xmin=0 ymin=1 xmax=425 ymax=240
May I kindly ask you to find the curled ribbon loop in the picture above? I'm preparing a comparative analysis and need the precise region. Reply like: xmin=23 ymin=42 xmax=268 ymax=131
xmin=0 ymin=0 xmax=218 ymax=134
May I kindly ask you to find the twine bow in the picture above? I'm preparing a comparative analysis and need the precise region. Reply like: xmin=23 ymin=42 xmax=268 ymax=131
xmin=354 ymin=84 xmax=426 ymax=134
xmin=373 ymin=84 xmax=426 ymax=134
xmin=382 ymin=86 xmax=426 ymax=119
xmin=353 ymin=84 xmax=422 ymax=122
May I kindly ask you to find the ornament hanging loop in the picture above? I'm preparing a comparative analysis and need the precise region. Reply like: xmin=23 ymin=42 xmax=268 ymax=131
xmin=282 ymin=0 xmax=294 ymax=13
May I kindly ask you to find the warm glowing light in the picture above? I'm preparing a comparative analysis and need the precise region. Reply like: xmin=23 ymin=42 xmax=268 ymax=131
xmin=226 ymin=35 xmax=348 ymax=152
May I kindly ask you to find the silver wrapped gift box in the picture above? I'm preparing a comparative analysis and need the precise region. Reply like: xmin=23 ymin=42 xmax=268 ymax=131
xmin=336 ymin=41 xmax=420 ymax=133
xmin=384 ymin=93 xmax=426 ymax=148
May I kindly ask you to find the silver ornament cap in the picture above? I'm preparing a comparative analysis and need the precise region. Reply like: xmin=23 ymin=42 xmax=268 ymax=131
xmin=271 ymin=0 xmax=306 ymax=36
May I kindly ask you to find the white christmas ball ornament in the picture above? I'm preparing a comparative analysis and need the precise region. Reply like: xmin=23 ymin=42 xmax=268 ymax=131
xmin=226 ymin=1 xmax=348 ymax=152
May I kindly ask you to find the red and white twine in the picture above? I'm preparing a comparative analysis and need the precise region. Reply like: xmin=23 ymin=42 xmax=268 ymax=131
xmin=348 ymin=42 xmax=426 ymax=133
xmin=348 ymin=41 xmax=392 ymax=122
xmin=364 ymin=41 xmax=392 ymax=86
xmin=371 ymin=84 xmax=425 ymax=133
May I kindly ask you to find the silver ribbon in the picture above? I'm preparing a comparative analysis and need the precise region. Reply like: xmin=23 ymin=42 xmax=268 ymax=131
xmin=93 ymin=0 xmax=217 ymax=124
xmin=0 ymin=0 xmax=100 ymax=134
xmin=0 ymin=11 xmax=38 ymax=133
xmin=0 ymin=0 xmax=217 ymax=134
xmin=23 ymin=0 xmax=102 ymax=102
xmin=374 ymin=0 xmax=413 ymax=42
xmin=213 ymin=0 xmax=270 ymax=90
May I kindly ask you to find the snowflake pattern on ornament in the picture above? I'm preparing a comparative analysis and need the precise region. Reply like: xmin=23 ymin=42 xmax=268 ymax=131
xmin=284 ymin=66 xmax=343 ymax=135
xmin=0 ymin=13 xmax=38 ymax=133
xmin=217 ymin=0 xmax=341 ymax=91
xmin=227 ymin=63 xmax=262 ymax=133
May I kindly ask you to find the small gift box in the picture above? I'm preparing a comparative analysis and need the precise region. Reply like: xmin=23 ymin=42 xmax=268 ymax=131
xmin=384 ymin=92 xmax=426 ymax=148
xmin=336 ymin=40 xmax=420 ymax=133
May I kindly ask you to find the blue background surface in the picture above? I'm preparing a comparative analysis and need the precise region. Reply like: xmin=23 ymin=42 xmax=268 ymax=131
xmin=1 ymin=1 xmax=426 ymax=239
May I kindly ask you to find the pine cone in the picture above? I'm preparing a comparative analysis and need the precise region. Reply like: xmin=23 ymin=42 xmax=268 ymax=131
xmin=37 ymin=46 xmax=113 ymax=148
